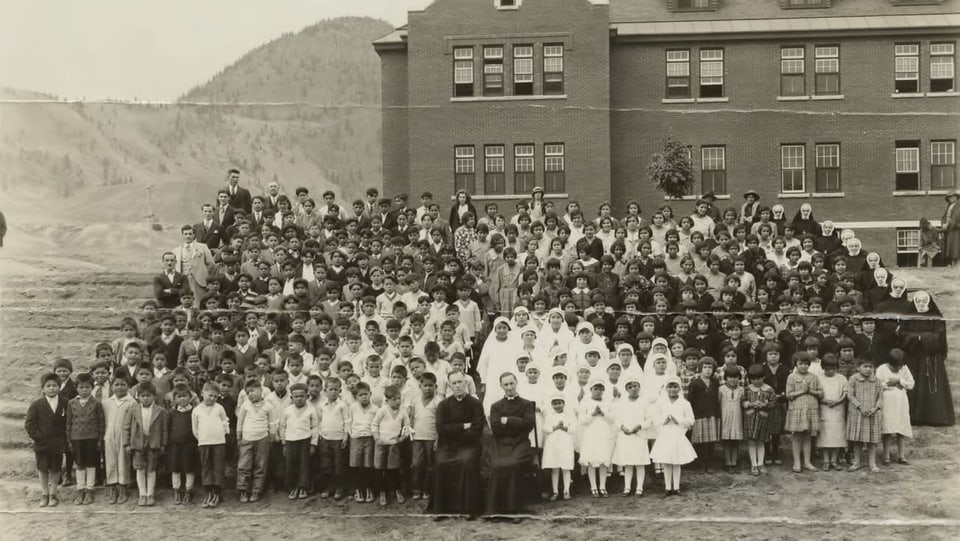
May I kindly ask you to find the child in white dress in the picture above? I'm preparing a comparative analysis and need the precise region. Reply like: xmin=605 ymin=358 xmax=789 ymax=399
xmin=577 ymin=380 xmax=613 ymax=497
xmin=542 ymin=393 xmax=577 ymax=500
xmin=877 ymin=348 xmax=914 ymax=464
xmin=612 ymin=376 xmax=650 ymax=496
xmin=817 ymin=355 xmax=848 ymax=470
xmin=649 ymin=376 xmax=697 ymax=496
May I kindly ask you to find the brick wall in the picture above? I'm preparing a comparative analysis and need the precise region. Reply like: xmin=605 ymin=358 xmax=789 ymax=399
xmin=380 ymin=49 xmax=410 ymax=196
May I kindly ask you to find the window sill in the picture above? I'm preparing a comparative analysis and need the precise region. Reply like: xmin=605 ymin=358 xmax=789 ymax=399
xmin=891 ymin=93 xmax=924 ymax=99
xmin=451 ymin=95 xmax=566 ymax=102
xmin=811 ymin=94 xmax=844 ymax=100
xmin=777 ymin=192 xmax=811 ymax=199
xmin=927 ymin=190 xmax=954 ymax=195
xmin=926 ymin=91 xmax=959 ymax=97
xmin=662 ymin=98 xmax=696 ymax=104
xmin=812 ymin=192 xmax=845 ymax=198
xmin=453 ymin=193 xmax=569 ymax=201
xmin=777 ymin=96 xmax=810 ymax=101
xmin=696 ymin=97 xmax=729 ymax=103
xmin=663 ymin=194 xmax=731 ymax=201
xmin=892 ymin=190 xmax=926 ymax=196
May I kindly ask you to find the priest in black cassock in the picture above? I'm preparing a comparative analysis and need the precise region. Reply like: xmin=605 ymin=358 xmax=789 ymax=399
xmin=428 ymin=372 xmax=484 ymax=518
xmin=486 ymin=372 xmax=536 ymax=517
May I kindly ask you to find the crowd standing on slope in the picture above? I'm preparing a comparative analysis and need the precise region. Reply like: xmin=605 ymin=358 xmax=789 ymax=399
xmin=26 ymin=170 xmax=956 ymax=518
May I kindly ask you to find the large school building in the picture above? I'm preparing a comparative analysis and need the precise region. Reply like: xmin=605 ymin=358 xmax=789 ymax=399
xmin=373 ymin=0 xmax=960 ymax=265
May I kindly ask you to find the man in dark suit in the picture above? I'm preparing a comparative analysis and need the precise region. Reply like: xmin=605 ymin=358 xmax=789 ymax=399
xmin=154 ymin=252 xmax=190 ymax=309
xmin=263 ymin=181 xmax=282 ymax=212
xmin=226 ymin=168 xmax=252 ymax=214
xmin=194 ymin=203 xmax=225 ymax=250
xmin=377 ymin=198 xmax=398 ymax=230
xmin=214 ymin=190 xmax=237 ymax=230
xmin=249 ymin=196 xmax=269 ymax=233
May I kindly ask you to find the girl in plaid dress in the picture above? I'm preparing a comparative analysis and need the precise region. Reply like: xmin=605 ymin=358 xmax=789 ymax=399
xmin=743 ymin=364 xmax=775 ymax=475
xmin=718 ymin=367 xmax=744 ymax=474
xmin=845 ymin=359 xmax=883 ymax=473
xmin=785 ymin=352 xmax=823 ymax=473
xmin=688 ymin=357 xmax=720 ymax=472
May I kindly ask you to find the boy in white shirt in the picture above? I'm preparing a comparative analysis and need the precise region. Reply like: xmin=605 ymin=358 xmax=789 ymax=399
xmin=347 ymin=382 xmax=378 ymax=503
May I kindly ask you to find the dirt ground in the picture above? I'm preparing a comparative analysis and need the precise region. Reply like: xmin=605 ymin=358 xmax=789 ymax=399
xmin=1 ymin=257 xmax=959 ymax=540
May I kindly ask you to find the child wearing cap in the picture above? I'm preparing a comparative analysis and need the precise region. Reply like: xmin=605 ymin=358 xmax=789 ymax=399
xmin=542 ymin=393 xmax=577 ymax=501
xmin=613 ymin=376 xmax=651 ymax=497
xmin=578 ymin=380 xmax=613 ymax=497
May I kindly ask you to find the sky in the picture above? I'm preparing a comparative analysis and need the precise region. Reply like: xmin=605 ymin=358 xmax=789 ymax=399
xmin=0 ymin=0 xmax=431 ymax=101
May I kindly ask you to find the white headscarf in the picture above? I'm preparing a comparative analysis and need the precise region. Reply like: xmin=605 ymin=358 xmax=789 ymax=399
xmin=821 ymin=220 xmax=835 ymax=236
xmin=846 ymin=238 xmax=862 ymax=257
xmin=772 ymin=204 xmax=785 ymax=220
xmin=889 ymin=278 xmax=907 ymax=299
xmin=537 ymin=308 xmax=573 ymax=352
xmin=799 ymin=203 xmax=813 ymax=219
xmin=866 ymin=252 xmax=881 ymax=270
xmin=873 ymin=267 xmax=889 ymax=288
xmin=913 ymin=290 xmax=931 ymax=313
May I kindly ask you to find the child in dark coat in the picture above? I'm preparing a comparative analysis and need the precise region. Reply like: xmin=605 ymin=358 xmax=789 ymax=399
xmin=66 ymin=372 xmax=106 ymax=504
xmin=25 ymin=373 xmax=68 ymax=507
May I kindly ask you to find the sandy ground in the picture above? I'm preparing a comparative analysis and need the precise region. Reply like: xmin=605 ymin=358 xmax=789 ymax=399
xmin=1 ymin=259 xmax=959 ymax=540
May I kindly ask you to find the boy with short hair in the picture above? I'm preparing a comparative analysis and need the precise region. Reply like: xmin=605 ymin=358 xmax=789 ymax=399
xmin=192 ymin=381 xmax=230 ymax=508
xmin=65 ymin=372 xmax=105 ymax=504
xmin=347 ymin=381 xmax=378 ymax=503
xmin=280 ymin=382 xmax=319 ymax=500
xmin=236 ymin=379 xmax=276 ymax=503
xmin=25 ymin=373 xmax=68 ymax=507
xmin=123 ymin=382 xmax=168 ymax=507
xmin=317 ymin=378 xmax=350 ymax=499
xmin=167 ymin=384 xmax=198 ymax=504
xmin=372 ymin=385 xmax=412 ymax=506
xmin=409 ymin=372 xmax=440 ymax=500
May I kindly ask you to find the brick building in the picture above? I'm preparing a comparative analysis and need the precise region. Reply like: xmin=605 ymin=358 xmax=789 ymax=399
xmin=374 ymin=0 xmax=960 ymax=265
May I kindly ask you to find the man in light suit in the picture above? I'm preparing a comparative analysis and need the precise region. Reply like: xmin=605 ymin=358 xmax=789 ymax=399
xmin=194 ymin=204 xmax=224 ymax=250
xmin=226 ymin=168 xmax=252 ymax=214
xmin=154 ymin=251 xmax=190 ymax=309
xmin=176 ymin=225 xmax=215 ymax=300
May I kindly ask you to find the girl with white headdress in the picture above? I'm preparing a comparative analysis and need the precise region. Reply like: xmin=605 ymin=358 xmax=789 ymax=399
xmin=577 ymin=379 xmax=614 ymax=497
xmin=612 ymin=374 xmax=651 ymax=496
xmin=901 ymin=291 xmax=954 ymax=426
xmin=616 ymin=343 xmax=644 ymax=380
xmin=644 ymin=338 xmax=678 ymax=378
xmin=518 ymin=362 xmax=547 ymax=452
xmin=541 ymin=392 xmax=577 ymax=501
xmin=649 ymin=376 xmax=697 ymax=496
xmin=509 ymin=306 xmax=534 ymax=338
xmin=569 ymin=321 xmax=608 ymax=369
xmin=477 ymin=317 xmax=520 ymax=414
xmin=536 ymin=308 xmax=574 ymax=353
xmin=517 ymin=327 xmax=548 ymax=369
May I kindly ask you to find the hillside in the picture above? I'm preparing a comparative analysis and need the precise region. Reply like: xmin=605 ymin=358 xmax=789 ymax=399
xmin=0 ymin=16 xmax=390 ymax=233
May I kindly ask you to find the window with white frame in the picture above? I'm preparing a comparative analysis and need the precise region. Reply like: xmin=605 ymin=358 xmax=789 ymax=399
xmin=514 ymin=144 xmax=535 ymax=193
xmin=701 ymin=146 xmax=727 ymax=194
xmin=895 ymin=140 xmax=921 ymax=191
xmin=931 ymin=140 xmax=956 ymax=190
xmin=781 ymin=47 xmax=805 ymax=96
xmin=496 ymin=0 xmax=519 ymax=8
xmin=814 ymin=45 xmax=840 ymax=95
xmin=666 ymin=49 xmax=691 ymax=98
xmin=513 ymin=45 xmax=534 ymax=96
xmin=543 ymin=44 xmax=564 ymax=95
xmin=676 ymin=0 xmax=714 ymax=11
xmin=700 ymin=49 xmax=724 ymax=98
xmin=897 ymin=229 xmax=920 ymax=253
xmin=930 ymin=42 xmax=955 ymax=93
xmin=815 ymin=143 xmax=841 ymax=192
xmin=484 ymin=145 xmax=506 ymax=194
xmin=454 ymin=146 xmax=475 ymax=193
xmin=483 ymin=46 xmax=504 ymax=97
xmin=895 ymin=43 xmax=920 ymax=94
xmin=453 ymin=47 xmax=475 ymax=97
xmin=781 ymin=144 xmax=806 ymax=193
xmin=544 ymin=143 xmax=565 ymax=193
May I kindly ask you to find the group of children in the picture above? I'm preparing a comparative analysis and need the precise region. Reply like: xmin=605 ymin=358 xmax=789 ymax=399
xmin=23 ymin=186 xmax=933 ymax=508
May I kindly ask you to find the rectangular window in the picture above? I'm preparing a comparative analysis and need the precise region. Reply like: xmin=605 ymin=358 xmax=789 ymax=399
xmin=896 ymin=228 xmax=921 ymax=266
xmin=543 ymin=44 xmax=565 ymax=95
xmin=895 ymin=140 xmax=921 ymax=191
xmin=930 ymin=42 xmax=956 ymax=93
xmin=781 ymin=144 xmax=806 ymax=193
xmin=781 ymin=47 xmax=805 ymax=96
xmin=513 ymin=45 xmax=534 ymax=96
xmin=701 ymin=146 xmax=727 ymax=194
xmin=666 ymin=49 xmax=691 ymax=98
xmin=815 ymin=143 xmax=841 ymax=192
xmin=675 ymin=0 xmax=714 ymax=11
xmin=700 ymin=48 xmax=724 ymax=98
xmin=931 ymin=140 xmax=957 ymax=189
xmin=483 ymin=46 xmax=504 ymax=97
xmin=454 ymin=146 xmax=475 ymax=193
xmin=544 ymin=143 xmax=565 ymax=193
xmin=514 ymin=144 xmax=535 ymax=194
xmin=814 ymin=46 xmax=840 ymax=95
xmin=453 ymin=47 xmax=474 ymax=97
xmin=484 ymin=145 xmax=506 ymax=194
xmin=895 ymin=43 xmax=920 ymax=94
